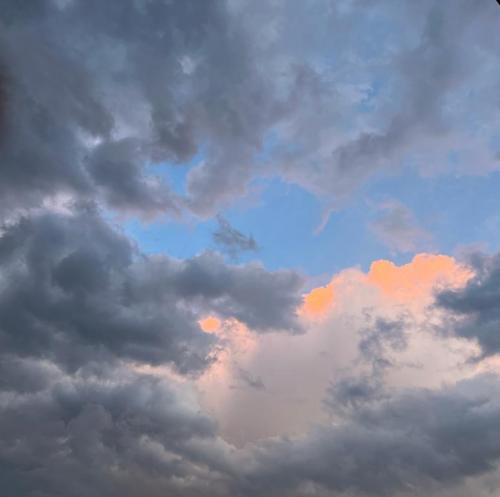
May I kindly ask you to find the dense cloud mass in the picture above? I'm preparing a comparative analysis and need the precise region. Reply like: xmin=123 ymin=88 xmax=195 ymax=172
xmin=1 ymin=0 xmax=500 ymax=219
xmin=0 ymin=209 xmax=303 ymax=373
xmin=436 ymin=251 xmax=500 ymax=357
xmin=0 ymin=208 xmax=305 ymax=494
xmin=0 ymin=367 xmax=229 ymax=497
xmin=4 ymin=368 xmax=500 ymax=497
xmin=2 ymin=0 xmax=500 ymax=495
xmin=241 ymin=374 xmax=500 ymax=497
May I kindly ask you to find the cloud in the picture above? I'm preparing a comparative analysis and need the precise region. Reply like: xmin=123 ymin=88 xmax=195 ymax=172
xmin=2 ymin=1 xmax=500 ymax=221
xmin=358 ymin=315 xmax=410 ymax=374
xmin=242 ymin=374 xmax=500 ymax=497
xmin=370 ymin=201 xmax=431 ymax=254
xmin=0 ymin=206 xmax=305 ymax=495
xmin=0 ymin=365 xmax=232 ymax=497
xmin=86 ymin=139 xmax=181 ymax=217
xmin=300 ymin=282 xmax=336 ymax=319
xmin=0 ymin=208 xmax=304 ymax=375
xmin=2 ymin=1 xmax=500 ymax=495
xmin=254 ymin=0 xmax=500 ymax=206
xmin=212 ymin=215 xmax=257 ymax=259
xmin=4 ymin=357 xmax=500 ymax=497
xmin=0 ymin=0 xmax=246 ymax=218
xmin=172 ymin=253 xmax=304 ymax=333
xmin=436 ymin=251 xmax=500 ymax=358
xmin=300 ymin=253 xmax=470 ymax=321
xmin=1 ymin=230 xmax=499 ymax=496
xmin=325 ymin=373 xmax=385 ymax=413
xmin=196 ymin=254 xmax=478 ymax=447
xmin=366 ymin=254 xmax=471 ymax=304
xmin=235 ymin=366 xmax=266 ymax=391
xmin=0 ymin=209 xmax=213 ymax=374
xmin=199 ymin=316 xmax=222 ymax=334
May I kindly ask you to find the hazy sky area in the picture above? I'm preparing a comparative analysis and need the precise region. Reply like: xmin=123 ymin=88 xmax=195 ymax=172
xmin=3 ymin=1 xmax=500 ymax=496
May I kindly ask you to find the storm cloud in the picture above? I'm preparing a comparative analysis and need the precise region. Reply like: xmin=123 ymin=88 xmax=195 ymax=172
xmin=2 ymin=1 xmax=500 ymax=496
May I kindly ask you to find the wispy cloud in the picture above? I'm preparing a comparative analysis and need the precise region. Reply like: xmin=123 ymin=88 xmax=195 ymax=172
xmin=370 ymin=200 xmax=431 ymax=254
xmin=213 ymin=215 xmax=258 ymax=258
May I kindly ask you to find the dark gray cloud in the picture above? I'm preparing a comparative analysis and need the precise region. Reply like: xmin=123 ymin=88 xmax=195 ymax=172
xmin=172 ymin=252 xmax=303 ymax=333
xmin=436 ymin=252 xmax=500 ymax=358
xmin=86 ymin=139 xmax=180 ymax=216
xmin=0 ymin=204 xmax=304 ymax=494
xmin=4 ymin=357 xmax=500 ymax=496
xmin=0 ymin=205 xmax=305 ymax=495
xmin=0 ymin=0 xmax=299 ymax=219
xmin=213 ymin=215 xmax=257 ymax=259
xmin=325 ymin=374 xmax=384 ymax=414
xmin=0 ymin=209 xmax=303 ymax=374
xmin=0 ymin=0 xmax=238 ymax=218
xmin=2 ymin=0 xmax=500 ymax=220
xmin=242 ymin=374 xmax=500 ymax=497
xmin=0 ymin=210 xmax=212 ymax=374
xmin=0 ymin=366 xmax=231 ymax=497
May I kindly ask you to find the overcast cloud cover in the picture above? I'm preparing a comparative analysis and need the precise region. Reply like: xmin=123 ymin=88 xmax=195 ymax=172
xmin=2 ymin=1 xmax=500 ymax=496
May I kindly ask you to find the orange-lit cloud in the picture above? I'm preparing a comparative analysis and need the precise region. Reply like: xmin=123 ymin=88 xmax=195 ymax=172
xmin=199 ymin=315 xmax=222 ymax=333
xmin=179 ymin=254 xmax=481 ymax=446
xmin=366 ymin=253 xmax=472 ymax=302
xmin=301 ymin=253 xmax=472 ymax=320
xmin=301 ymin=284 xmax=335 ymax=319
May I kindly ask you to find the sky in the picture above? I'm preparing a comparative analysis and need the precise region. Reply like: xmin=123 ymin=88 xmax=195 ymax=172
xmin=3 ymin=1 xmax=500 ymax=496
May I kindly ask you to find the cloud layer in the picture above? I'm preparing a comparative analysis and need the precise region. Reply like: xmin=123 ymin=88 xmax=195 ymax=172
xmin=2 ymin=1 xmax=500 ymax=496
xmin=2 ymin=0 xmax=500 ymax=220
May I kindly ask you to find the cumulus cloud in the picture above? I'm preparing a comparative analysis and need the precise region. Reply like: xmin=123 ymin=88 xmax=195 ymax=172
xmin=0 ymin=208 xmax=304 ymax=375
xmin=5 ymin=359 xmax=500 ymax=497
xmin=0 ymin=209 xmax=210 ymax=374
xmin=195 ymin=254 xmax=479 ymax=447
xmin=0 ymin=366 xmax=231 ymax=497
xmin=0 ymin=205 xmax=304 ymax=494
